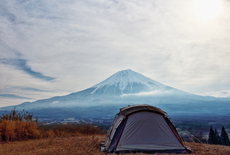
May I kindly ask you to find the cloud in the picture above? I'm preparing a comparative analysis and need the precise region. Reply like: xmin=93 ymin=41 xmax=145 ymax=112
xmin=200 ymin=90 xmax=230 ymax=98
xmin=1 ymin=57 xmax=55 ymax=81
xmin=0 ymin=40 xmax=55 ymax=81
xmin=0 ymin=0 xmax=230 ymax=107
xmin=121 ymin=90 xmax=174 ymax=97
xmin=14 ymin=86 xmax=51 ymax=92
xmin=0 ymin=94 xmax=32 ymax=100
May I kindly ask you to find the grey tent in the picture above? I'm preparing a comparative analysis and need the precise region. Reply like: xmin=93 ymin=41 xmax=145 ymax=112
xmin=100 ymin=104 xmax=190 ymax=154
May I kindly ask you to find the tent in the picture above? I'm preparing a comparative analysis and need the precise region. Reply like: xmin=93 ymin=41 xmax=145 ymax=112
xmin=100 ymin=104 xmax=191 ymax=154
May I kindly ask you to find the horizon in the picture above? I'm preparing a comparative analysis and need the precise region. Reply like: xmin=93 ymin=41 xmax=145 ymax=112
xmin=1 ymin=0 xmax=230 ymax=107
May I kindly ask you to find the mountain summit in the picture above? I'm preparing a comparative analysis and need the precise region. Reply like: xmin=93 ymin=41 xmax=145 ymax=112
xmin=90 ymin=69 xmax=172 ymax=95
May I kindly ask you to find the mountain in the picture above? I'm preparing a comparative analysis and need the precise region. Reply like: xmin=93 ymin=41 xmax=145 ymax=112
xmin=0 ymin=69 xmax=230 ymax=121
xmin=91 ymin=69 xmax=175 ymax=95
xmin=16 ymin=69 xmax=202 ymax=107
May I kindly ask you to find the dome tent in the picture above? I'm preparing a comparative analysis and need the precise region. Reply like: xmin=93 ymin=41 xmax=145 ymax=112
xmin=100 ymin=104 xmax=191 ymax=154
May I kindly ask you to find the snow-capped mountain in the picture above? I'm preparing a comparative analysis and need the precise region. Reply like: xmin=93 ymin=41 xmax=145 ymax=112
xmin=0 ymin=69 xmax=229 ymax=120
xmin=34 ymin=69 xmax=195 ymax=107
xmin=90 ymin=69 xmax=177 ymax=95
xmin=0 ymin=69 xmax=206 ymax=108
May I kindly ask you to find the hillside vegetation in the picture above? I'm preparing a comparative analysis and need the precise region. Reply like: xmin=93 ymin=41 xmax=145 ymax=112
xmin=1 ymin=135 xmax=230 ymax=155
xmin=0 ymin=109 xmax=104 ymax=142
xmin=0 ymin=120 xmax=230 ymax=155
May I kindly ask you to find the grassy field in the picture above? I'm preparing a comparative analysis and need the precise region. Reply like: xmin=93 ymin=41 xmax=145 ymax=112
xmin=1 ymin=110 xmax=230 ymax=155
xmin=1 ymin=135 xmax=230 ymax=155
xmin=0 ymin=135 xmax=105 ymax=155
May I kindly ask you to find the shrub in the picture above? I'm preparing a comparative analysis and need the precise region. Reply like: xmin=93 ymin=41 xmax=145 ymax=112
xmin=0 ymin=108 xmax=39 ymax=142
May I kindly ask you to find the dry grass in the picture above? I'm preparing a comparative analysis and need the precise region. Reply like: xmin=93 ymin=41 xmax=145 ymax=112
xmin=0 ymin=109 xmax=40 ymax=142
xmin=183 ymin=142 xmax=230 ymax=155
xmin=0 ymin=135 xmax=105 ymax=155
xmin=0 ymin=120 xmax=40 ymax=141
xmin=0 ymin=120 xmax=105 ymax=142
xmin=0 ymin=135 xmax=230 ymax=155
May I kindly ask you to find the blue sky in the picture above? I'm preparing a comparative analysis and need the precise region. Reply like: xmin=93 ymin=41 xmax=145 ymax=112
xmin=1 ymin=0 xmax=230 ymax=107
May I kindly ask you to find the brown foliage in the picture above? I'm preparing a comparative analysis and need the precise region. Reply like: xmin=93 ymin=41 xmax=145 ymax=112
xmin=0 ymin=108 xmax=105 ymax=142
xmin=0 ymin=121 xmax=105 ymax=142
xmin=0 ymin=136 xmax=230 ymax=155
xmin=0 ymin=120 xmax=40 ymax=142
xmin=0 ymin=109 xmax=39 ymax=142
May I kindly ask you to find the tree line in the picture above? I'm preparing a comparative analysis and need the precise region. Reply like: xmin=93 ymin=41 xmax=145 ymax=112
xmin=208 ymin=126 xmax=230 ymax=146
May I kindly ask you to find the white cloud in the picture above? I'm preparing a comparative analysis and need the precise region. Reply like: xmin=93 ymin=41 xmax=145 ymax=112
xmin=199 ymin=90 xmax=230 ymax=98
xmin=121 ymin=90 xmax=174 ymax=97
xmin=1 ymin=0 xmax=230 ymax=106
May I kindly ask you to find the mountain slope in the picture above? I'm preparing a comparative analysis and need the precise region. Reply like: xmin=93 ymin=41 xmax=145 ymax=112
xmin=0 ymin=69 xmax=229 ymax=120
xmin=21 ymin=69 xmax=199 ymax=107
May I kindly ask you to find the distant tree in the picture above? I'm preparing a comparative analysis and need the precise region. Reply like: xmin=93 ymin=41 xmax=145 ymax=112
xmin=208 ymin=127 xmax=216 ymax=144
xmin=220 ymin=126 xmax=230 ymax=146
xmin=214 ymin=129 xmax=221 ymax=144
xmin=208 ymin=127 xmax=221 ymax=144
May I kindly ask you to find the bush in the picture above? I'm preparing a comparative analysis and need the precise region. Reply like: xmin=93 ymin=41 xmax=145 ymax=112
xmin=0 ymin=108 xmax=39 ymax=142
xmin=0 ymin=120 xmax=40 ymax=141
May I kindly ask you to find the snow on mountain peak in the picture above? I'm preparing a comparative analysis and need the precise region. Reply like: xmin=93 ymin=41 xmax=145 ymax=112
xmin=90 ymin=69 xmax=167 ymax=94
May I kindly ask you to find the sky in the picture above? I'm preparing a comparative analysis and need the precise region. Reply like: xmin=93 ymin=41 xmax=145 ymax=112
xmin=1 ymin=0 xmax=230 ymax=107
